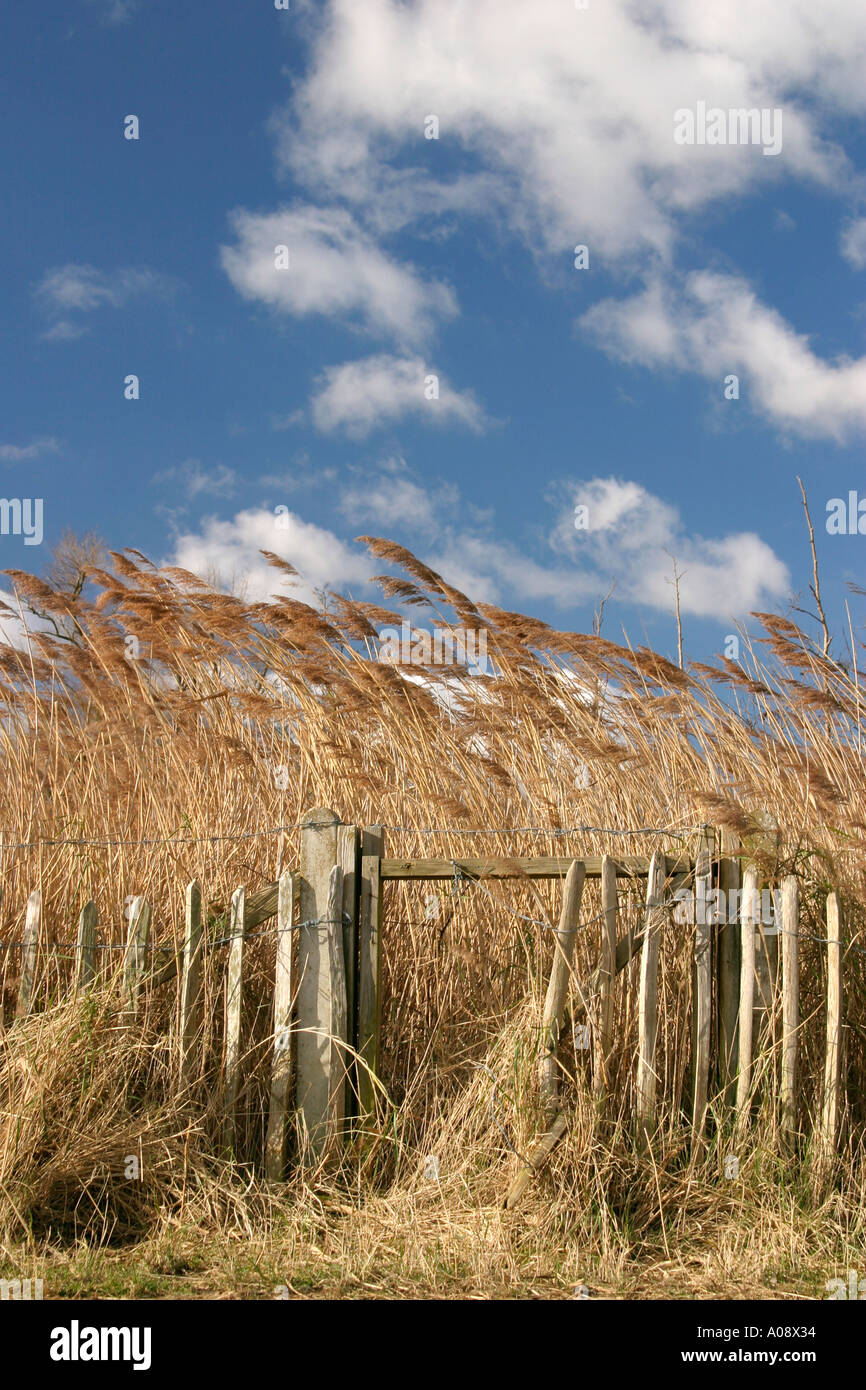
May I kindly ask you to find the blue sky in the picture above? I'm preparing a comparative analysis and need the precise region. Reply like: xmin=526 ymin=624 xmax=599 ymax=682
xmin=2 ymin=0 xmax=866 ymax=665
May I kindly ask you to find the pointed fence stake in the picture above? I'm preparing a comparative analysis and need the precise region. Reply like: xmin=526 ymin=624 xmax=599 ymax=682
xmin=222 ymin=885 xmax=245 ymax=1153
xmin=180 ymin=881 xmax=203 ymax=1086
xmin=15 ymin=891 xmax=42 ymax=1021
xmin=691 ymin=829 xmax=714 ymax=1144
xmin=75 ymin=901 xmax=98 ymax=992
xmin=780 ymin=875 xmax=800 ymax=1148
xmin=815 ymin=892 xmax=843 ymax=1182
xmin=735 ymin=864 xmax=760 ymax=1135
xmin=266 ymin=869 xmax=295 ymax=1180
xmin=122 ymin=897 xmax=151 ymax=1020
xmin=636 ymin=853 xmax=665 ymax=1152
xmin=539 ymin=860 xmax=586 ymax=1122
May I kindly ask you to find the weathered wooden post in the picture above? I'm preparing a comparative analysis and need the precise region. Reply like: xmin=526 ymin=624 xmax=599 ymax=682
xmin=297 ymin=809 xmax=349 ymax=1159
xmin=222 ymin=886 xmax=245 ymax=1152
xmin=337 ymin=823 xmax=360 ymax=1118
xmin=636 ymin=852 xmax=665 ymax=1152
xmin=717 ymin=830 xmax=741 ymax=1102
xmin=266 ymin=868 xmax=295 ymax=1180
xmin=735 ymin=864 xmax=760 ymax=1134
xmin=75 ymin=901 xmax=98 ymax=991
xmin=15 ymin=890 xmax=42 ymax=1020
xmin=780 ymin=874 xmax=800 ymax=1148
xmin=815 ymin=891 xmax=843 ymax=1182
xmin=122 ymin=896 xmax=151 ymax=1020
xmin=539 ymin=860 xmax=586 ymax=1122
xmin=592 ymin=854 xmax=617 ymax=1101
xmin=179 ymin=881 xmax=203 ymax=1086
xmin=691 ymin=829 xmax=714 ymax=1143
xmin=357 ymin=824 xmax=385 ymax=1121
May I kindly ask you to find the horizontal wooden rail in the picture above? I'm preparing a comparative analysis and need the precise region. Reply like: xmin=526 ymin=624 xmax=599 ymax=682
xmin=379 ymin=854 xmax=692 ymax=881
xmin=206 ymin=854 xmax=693 ymax=934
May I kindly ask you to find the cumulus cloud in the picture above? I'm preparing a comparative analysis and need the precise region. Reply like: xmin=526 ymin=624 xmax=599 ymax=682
xmin=345 ymin=459 xmax=791 ymax=620
xmin=169 ymin=507 xmax=375 ymax=605
xmin=310 ymin=354 xmax=489 ymax=436
xmin=248 ymin=0 xmax=866 ymax=440
xmin=280 ymin=0 xmax=863 ymax=261
xmin=580 ymin=271 xmax=866 ymax=441
xmin=220 ymin=205 xmax=456 ymax=346
xmin=548 ymin=477 xmax=790 ymax=618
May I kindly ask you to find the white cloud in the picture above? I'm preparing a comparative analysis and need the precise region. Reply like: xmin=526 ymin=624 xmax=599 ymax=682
xmin=162 ymin=467 xmax=787 ymax=622
xmin=841 ymin=216 xmax=866 ymax=269
xmin=350 ymin=460 xmax=791 ymax=621
xmin=169 ymin=507 xmax=375 ymax=605
xmin=281 ymin=0 xmax=864 ymax=263
xmin=41 ymin=320 xmax=88 ymax=342
xmin=310 ymin=354 xmax=488 ymax=436
xmin=339 ymin=456 xmax=458 ymax=533
xmin=0 ymin=589 xmax=56 ymax=652
xmin=0 ymin=437 xmax=60 ymax=462
xmin=271 ymin=410 xmax=305 ymax=431
xmin=548 ymin=477 xmax=790 ymax=618
xmin=580 ymin=271 xmax=866 ymax=441
xmin=152 ymin=460 xmax=239 ymax=500
xmin=86 ymin=0 xmax=138 ymax=23
xmin=257 ymin=1 xmax=866 ymax=440
xmin=220 ymin=205 xmax=456 ymax=346
xmin=35 ymin=264 xmax=176 ymax=337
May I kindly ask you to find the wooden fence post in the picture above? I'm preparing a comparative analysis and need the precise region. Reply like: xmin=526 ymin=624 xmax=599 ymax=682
xmin=297 ymin=809 xmax=346 ymax=1159
xmin=691 ymin=828 xmax=714 ymax=1143
xmin=337 ymin=823 xmax=360 ymax=1118
xmin=75 ymin=901 xmax=98 ymax=991
xmin=636 ymin=852 xmax=665 ymax=1151
xmin=325 ymin=864 xmax=348 ymax=1134
xmin=735 ymin=864 xmax=759 ymax=1134
xmin=592 ymin=854 xmax=617 ymax=1101
xmin=780 ymin=874 xmax=800 ymax=1148
xmin=266 ymin=868 xmax=295 ymax=1180
xmin=815 ymin=891 xmax=843 ymax=1181
xmin=717 ymin=830 xmax=741 ymax=1102
xmin=15 ymin=891 xmax=42 ymax=1021
xmin=357 ymin=825 xmax=385 ymax=1120
xmin=180 ymin=881 xmax=203 ymax=1086
xmin=539 ymin=860 xmax=586 ymax=1122
xmin=222 ymin=885 xmax=245 ymax=1153
xmin=122 ymin=896 xmax=151 ymax=1020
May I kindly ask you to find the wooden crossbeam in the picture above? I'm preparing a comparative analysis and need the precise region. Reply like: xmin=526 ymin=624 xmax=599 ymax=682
xmin=379 ymin=853 xmax=692 ymax=882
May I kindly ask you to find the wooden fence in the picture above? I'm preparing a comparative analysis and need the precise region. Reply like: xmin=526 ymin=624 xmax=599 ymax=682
xmin=0 ymin=812 xmax=852 ymax=1191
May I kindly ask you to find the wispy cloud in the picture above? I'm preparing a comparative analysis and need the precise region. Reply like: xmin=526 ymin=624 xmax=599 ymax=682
xmin=339 ymin=456 xmax=458 ymax=536
xmin=152 ymin=460 xmax=239 ymax=501
xmin=35 ymin=263 xmax=177 ymax=338
xmin=0 ymin=436 xmax=61 ymax=463
xmin=841 ymin=216 xmax=866 ymax=270
xmin=86 ymin=0 xmax=139 ymax=27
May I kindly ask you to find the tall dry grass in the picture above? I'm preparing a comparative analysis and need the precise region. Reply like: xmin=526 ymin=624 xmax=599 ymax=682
xmin=0 ymin=542 xmax=864 ymax=1297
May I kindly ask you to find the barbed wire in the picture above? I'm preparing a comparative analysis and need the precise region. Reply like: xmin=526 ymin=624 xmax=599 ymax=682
xmin=0 ymin=913 xmax=352 ymax=956
xmin=2 ymin=870 xmax=864 ymax=958
xmin=0 ymin=819 xmax=706 ymax=852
